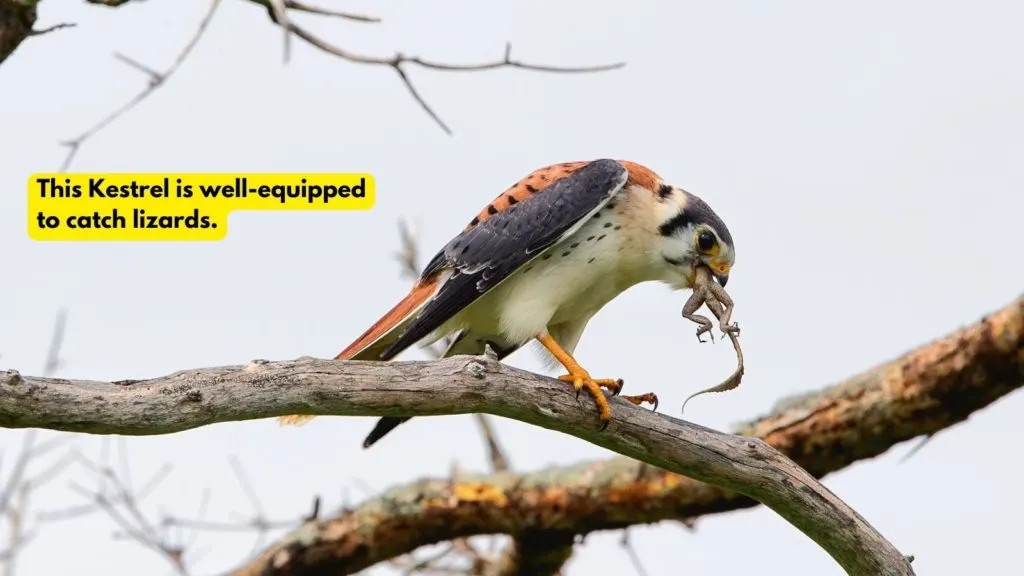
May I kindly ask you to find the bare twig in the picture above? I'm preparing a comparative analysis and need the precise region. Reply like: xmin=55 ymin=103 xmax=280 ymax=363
xmin=56 ymin=448 xmax=306 ymax=576
xmin=620 ymin=531 xmax=649 ymax=576
xmin=473 ymin=414 xmax=510 ymax=474
xmin=50 ymin=1 xmax=621 ymax=166
xmin=0 ymin=307 xmax=75 ymax=574
xmin=57 ymin=0 xmax=222 ymax=171
xmin=69 ymin=455 xmax=191 ymax=574
xmin=247 ymin=0 xmax=380 ymax=23
xmin=265 ymin=0 xmax=292 ymax=62
xmin=41 ymin=308 xmax=67 ymax=378
xmin=27 ymin=23 xmax=77 ymax=37
xmin=278 ymin=15 xmax=625 ymax=135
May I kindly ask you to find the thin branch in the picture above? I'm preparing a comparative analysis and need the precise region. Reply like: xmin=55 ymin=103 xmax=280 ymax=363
xmin=0 ymin=308 xmax=74 ymax=573
xmin=620 ymin=531 xmax=648 ymax=576
xmin=51 ymin=0 xmax=622 ymax=166
xmin=41 ymin=308 xmax=67 ymax=377
xmin=278 ymin=11 xmax=625 ymax=136
xmin=277 ymin=0 xmax=379 ymax=23
xmin=27 ymin=23 xmax=77 ymax=38
xmin=57 ymin=0 xmax=222 ymax=171
xmin=265 ymin=0 xmax=292 ymax=62
xmin=69 ymin=456 xmax=191 ymax=574
xmin=473 ymin=414 xmax=510 ymax=474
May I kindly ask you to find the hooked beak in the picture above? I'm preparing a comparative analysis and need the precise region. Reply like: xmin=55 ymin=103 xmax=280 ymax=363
xmin=711 ymin=261 xmax=731 ymax=288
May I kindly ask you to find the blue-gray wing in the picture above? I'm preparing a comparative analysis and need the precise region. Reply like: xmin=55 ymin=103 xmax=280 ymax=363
xmin=378 ymin=158 xmax=629 ymax=359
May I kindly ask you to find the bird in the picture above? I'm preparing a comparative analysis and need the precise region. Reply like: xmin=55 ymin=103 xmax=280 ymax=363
xmin=279 ymin=158 xmax=736 ymax=448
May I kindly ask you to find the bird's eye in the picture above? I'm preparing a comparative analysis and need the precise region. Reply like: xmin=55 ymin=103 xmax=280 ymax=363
xmin=697 ymin=231 xmax=715 ymax=252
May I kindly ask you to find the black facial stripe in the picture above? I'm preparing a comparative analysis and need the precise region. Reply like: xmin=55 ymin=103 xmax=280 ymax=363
xmin=658 ymin=191 xmax=734 ymax=247
xmin=658 ymin=212 xmax=690 ymax=237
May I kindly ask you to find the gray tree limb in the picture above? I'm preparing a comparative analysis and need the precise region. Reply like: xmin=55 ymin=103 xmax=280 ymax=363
xmin=0 ymin=343 xmax=938 ymax=574
xmin=234 ymin=293 xmax=1022 ymax=576
xmin=6 ymin=295 xmax=1021 ymax=574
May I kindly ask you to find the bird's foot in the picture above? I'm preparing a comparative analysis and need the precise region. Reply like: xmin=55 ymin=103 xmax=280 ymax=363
xmin=557 ymin=370 xmax=616 ymax=430
xmin=558 ymin=373 xmax=623 ymax=395
xmin=621 ymin=392 xmax=659 ymax=411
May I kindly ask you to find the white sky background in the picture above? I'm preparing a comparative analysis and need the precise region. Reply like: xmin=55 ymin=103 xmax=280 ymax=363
xmin=2 ymin=0 xmax=1023 ymax=574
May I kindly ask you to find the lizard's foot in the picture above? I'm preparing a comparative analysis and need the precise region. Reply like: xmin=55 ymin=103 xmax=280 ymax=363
xmin=621 ymin=392 xmax=659 ymax=412
xmin=721 ymin=322 xmax=740 ymax=337
xmin=557 ymin=369 xmax=616 ymax=430
xmin=685 ymin=314 xmax=714 ymax=343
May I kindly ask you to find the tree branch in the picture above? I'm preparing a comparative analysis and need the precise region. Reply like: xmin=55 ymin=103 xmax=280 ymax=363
xmin=34 ymin=0 xmax=624 ymax=169
xmin=3 ymin=295 xmax=1021 ymax=574
xmin=232 ymin=292 xmax=1018 ymax=575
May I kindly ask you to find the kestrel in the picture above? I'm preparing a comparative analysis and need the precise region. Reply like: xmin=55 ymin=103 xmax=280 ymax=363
xmin=280 ymin=159 xmax=736 ymax=448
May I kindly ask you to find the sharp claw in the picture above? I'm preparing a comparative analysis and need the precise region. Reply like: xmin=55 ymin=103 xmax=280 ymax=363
xmin=599 ymin=418 xmax=610 ymax=431
xmin=652 ymin=396 xmax=659 ymax=412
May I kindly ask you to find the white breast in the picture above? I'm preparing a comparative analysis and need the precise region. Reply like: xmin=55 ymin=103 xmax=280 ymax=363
xmin=447 ymin=185 xmax=664 ymax=347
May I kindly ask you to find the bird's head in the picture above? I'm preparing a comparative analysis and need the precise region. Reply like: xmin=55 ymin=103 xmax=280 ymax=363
xmin=651 ymin=185 xmax=735 ymax=291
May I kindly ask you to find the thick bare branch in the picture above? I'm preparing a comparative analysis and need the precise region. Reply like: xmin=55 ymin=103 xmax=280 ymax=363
xmin=229 ymin=293 xmax=1021 ymax=575
xmin=4 ymin=296 xmax=1021 ymax=573
xmin=6 ymin=334 xmax=973 ymax=573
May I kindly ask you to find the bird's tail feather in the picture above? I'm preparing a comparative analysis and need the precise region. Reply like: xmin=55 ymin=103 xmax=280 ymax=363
xmin=277 ymin=277 xmax=441 ymax=427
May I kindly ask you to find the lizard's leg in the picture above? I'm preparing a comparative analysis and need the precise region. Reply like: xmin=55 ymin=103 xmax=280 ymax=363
xmin=681 ymin=284 xmax=715 ymax=343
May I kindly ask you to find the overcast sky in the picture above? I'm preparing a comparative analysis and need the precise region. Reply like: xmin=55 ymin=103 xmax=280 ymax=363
xmin=2 ymin=0 xmax=1023 ymax=574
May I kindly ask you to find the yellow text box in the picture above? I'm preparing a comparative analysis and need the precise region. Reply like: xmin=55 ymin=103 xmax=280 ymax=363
xmin=27 ymin=173 xmax=375 ymax=241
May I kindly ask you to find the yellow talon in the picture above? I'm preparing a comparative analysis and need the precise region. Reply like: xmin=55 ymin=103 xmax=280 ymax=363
xmin=556 ymin=367 xmax=613 ymax=429
xmin=537 ymin=332 xmax=619 ymax=429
